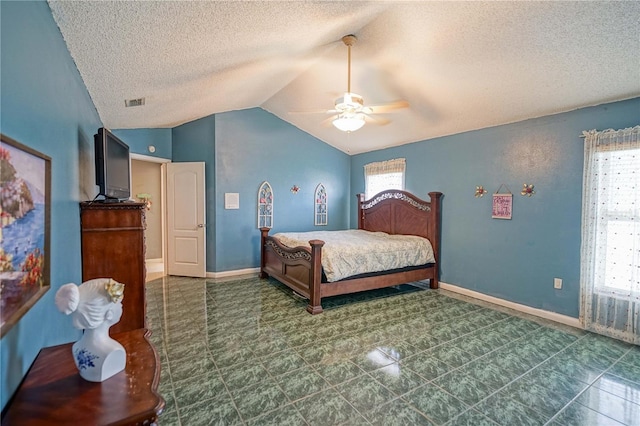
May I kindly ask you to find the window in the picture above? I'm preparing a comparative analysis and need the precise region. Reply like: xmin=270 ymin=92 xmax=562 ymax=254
xmin=581 ymin=126 xmax=640 ymax=344
xmin=364 ymin=158 xmax=405 ymax=199
xmin=591 ymin=144 xmax=639 ymax=295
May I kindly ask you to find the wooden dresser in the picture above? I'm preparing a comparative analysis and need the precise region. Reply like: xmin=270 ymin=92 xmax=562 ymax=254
xmin=1 ymin=329 xmax=165 ymax=425
xmin=79 ymin=202 xmax=146 ymax=335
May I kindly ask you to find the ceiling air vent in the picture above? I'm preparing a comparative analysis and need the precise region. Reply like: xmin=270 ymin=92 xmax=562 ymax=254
xmin=125 ymin=98 xmax=145 ymax=107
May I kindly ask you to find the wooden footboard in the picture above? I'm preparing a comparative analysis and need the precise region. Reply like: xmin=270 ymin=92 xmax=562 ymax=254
xmin=260 ymin=227 xmax=324 ymax=314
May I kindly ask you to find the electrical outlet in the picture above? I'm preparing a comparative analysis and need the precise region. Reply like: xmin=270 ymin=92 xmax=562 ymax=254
xmin=554 ymin=278 xmax=562 ymax=289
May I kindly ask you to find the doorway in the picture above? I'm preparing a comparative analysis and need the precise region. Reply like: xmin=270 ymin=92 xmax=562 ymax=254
xmin=130 ymin=154 xmax=170 ymax=282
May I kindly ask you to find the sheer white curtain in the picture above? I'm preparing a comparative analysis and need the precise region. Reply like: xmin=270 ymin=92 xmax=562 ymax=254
xmin=580 ymin=126 xmax=640 ymax=344
xmin=364 ymin=158 xmax=405 ymax=199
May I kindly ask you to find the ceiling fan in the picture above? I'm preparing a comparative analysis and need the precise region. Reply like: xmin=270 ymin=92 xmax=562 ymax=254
xmin=294 ymin=34 xmax=409 ymax=132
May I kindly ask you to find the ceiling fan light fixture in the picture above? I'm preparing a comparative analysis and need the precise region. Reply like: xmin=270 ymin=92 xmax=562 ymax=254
xmin=332 ymin=113 xmax=365 ymax=132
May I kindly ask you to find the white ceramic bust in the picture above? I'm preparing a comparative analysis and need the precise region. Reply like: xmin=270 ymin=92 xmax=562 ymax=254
xmin=55 ymin=278 xmax=126 ymax=382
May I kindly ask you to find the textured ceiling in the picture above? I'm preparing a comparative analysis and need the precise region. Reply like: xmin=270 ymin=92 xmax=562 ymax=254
xmin=48 ymin=1 xmax=640 ymax=154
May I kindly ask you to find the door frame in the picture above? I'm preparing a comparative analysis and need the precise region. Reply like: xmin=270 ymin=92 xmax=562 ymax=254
xmin=130 ymin=153 xmax=171 ymax=276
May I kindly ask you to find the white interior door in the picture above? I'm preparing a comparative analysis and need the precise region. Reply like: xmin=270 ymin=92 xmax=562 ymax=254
xmin=167 ymin=162 xmax=206 ymax=277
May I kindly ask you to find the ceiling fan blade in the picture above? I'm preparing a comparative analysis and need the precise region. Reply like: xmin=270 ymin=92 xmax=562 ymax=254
xmin=321 ymin=115 xmax=337 ymax=127
xmin=363 ymin=114 xmax=391 ymax=126
xmin=366 ymin=100 xmax=409 ymax=114
xmin=288 ymin=109 xmax=336 ymax=115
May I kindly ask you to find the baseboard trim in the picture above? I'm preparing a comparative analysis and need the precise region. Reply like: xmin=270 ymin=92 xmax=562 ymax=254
xmin=439 ymin=282 xmax=583 ymax=329
xmin=207 ymin=267 xmax=260 ymax=279
xmin=145 ymin=258 xmax=164 ymax=273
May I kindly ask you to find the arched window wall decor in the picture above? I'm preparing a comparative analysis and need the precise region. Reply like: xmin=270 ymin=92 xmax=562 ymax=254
xmin=257 ymin=181 xmax=273 ymax=228
xmin=314 ymin=183 xmax=328 ymax=226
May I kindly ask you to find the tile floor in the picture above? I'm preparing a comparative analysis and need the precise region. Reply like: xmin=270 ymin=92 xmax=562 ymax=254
xmin=146 ymin=275 xmax=640 ymax=425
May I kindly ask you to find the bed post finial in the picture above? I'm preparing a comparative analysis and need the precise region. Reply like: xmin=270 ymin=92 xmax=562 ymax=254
xmin=357 ymin=193 xmax=365 ymax=229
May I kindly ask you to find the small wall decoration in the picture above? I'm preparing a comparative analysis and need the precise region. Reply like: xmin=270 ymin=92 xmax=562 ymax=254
xmin=224 ymin=192 xmax=240 ymax=209
xmin=257 ymin=181 xmax=273 ymax=228
xmin=136 ymin=193 xmax=152 ymax=210
xmin=521 ymin=183 xmax=535 ymax=197
xmin=290 ymin=185 xmax=300 ymax=194
xmin=492 ymin=184 xmax=512 ymax=220
xmin=314 ymin=183 xmax=328 ymax=226
xmin=0 ymin=134 xmax=51 ymax=338
xmin=475 ymin=186 xmax=488 ymax=197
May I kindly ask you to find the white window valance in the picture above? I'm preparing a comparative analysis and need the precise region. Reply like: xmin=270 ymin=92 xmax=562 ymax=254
xmin=364 ymin=158 xmax=406 ymax=176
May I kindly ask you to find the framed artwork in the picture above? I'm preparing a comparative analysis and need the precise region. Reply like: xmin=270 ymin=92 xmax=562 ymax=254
xmin=492 ymin=193 xmax=513 ymax=220
xmin=0 ymin=134 xmax=51 ymax=338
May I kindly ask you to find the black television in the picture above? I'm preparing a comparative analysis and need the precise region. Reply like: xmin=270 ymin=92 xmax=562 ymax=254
xmin=94 ymin=127 xmax=131 ymax=201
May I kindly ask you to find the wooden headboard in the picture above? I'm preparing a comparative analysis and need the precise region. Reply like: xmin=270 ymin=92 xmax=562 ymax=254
xmin=357 ymin=190 xmax=442 ymax=257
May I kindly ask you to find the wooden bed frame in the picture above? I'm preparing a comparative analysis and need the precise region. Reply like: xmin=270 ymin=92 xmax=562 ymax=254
xmin=259 ymin=190 xmax=443 ymax=314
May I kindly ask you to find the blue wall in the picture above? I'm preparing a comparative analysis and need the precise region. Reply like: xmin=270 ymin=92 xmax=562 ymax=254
xmin=171 ymin=108 xmax=351 ymax=273
xmin=0 ymin=0 xmax=102 ymax=409
xmin=351 ymin=98 xmax=640 ymax=318
xmin=172 ymin=115 xmax=217 ymax=270
xmin=112 ymin=128 xmax=172 ymax=159
xmin=214 ymin=108 xmax=351 ymax=271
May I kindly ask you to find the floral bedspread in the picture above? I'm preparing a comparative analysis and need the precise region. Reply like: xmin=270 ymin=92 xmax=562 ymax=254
xmin=273 ymin=230 xmax=435 ymax=282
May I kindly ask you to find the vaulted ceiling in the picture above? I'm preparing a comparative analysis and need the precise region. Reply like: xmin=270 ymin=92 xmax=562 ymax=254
xmin=48 ymin=1 xmax=640 ymax=154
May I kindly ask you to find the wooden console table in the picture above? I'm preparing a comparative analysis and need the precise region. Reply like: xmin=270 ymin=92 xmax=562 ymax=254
xmin=2 ymin=329 xmax=164 ymax=425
